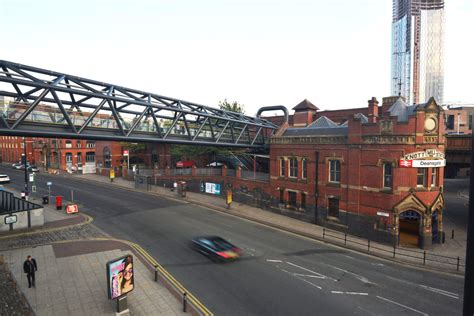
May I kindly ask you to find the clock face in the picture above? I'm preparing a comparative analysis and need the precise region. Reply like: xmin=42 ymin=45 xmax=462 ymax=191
xmin=424 ymin=117 xmax=437 ymax=132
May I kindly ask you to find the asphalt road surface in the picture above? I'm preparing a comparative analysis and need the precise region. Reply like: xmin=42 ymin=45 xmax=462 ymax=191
xmin=1 ymin=166 xmax=464 ymax=315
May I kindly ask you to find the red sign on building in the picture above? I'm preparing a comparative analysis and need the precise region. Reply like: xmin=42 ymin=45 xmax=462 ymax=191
xmin=399 ymin=159 xmax=413 ymax=168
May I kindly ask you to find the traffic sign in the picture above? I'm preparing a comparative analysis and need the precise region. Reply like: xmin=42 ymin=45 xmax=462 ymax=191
xmin=4 ymin=215 xmax=17 ymax=225
xmin=123 ymin=150 xmax=129 ymax=156
xmin=47 ymin=181 xmax=52 ymax=186
xmin=66 ymin=204 xmax=79 ymax=214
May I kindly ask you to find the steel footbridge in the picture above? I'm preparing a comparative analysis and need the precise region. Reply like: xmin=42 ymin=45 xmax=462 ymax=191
xmin=0 ymin=60 xmax=280 ymax=148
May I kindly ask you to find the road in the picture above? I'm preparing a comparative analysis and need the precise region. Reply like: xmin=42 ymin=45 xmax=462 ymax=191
xmin=1 ymin=165 xmax=464 ymax=315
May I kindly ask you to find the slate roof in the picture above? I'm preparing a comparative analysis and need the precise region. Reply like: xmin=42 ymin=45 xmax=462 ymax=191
xmin=354 ymin=113 xmax=368 ymax=123
xmin=292 ymin=99 xmax=319 ymax=112
xmin=388 ymin=97 xmax=417 ymax=122
xmin=307 ymin=115 xmax=338 ymax=128
xmin=283 ymin=115 xmax=347 ymax=137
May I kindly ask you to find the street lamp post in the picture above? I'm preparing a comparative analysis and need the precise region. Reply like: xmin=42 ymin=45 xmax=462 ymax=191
xmin=22 ymin=137 xmax=28 ymax=197
xmin=463 ymin=134 xmax=474 ymax=315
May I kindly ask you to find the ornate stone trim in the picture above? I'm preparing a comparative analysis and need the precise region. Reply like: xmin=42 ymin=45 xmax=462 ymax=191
xmin=271 ymin=136 xmax=347 ymax=145
xmin=362 ymin=135 xmax=415 ymax=144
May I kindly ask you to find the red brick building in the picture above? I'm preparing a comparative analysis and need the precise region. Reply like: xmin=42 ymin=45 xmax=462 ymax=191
xmin=0 ymin=136 xmax=33 ymax=164
xmin=270 ymin=96 xmax=446 ymax=249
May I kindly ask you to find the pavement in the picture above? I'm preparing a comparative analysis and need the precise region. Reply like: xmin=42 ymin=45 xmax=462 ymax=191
xmin=0 ymin=186 xmax=204 ymax=316
xmin=74 ymin=173 xmax=468 ymax=274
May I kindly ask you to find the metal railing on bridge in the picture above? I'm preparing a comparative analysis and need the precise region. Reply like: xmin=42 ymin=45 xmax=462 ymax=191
xmin=0 ymin=60 xmax=277 ymax=148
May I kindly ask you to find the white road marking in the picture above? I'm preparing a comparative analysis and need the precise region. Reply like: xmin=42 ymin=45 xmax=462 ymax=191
xmin=286 ymin=261 xmax=337 ymax=281
xmin=281 ymin=269 xmax=323 ymax=289
xmin=345 ymin=255 xmax=355 ymax=260
xmin=324 ymin=263 xmax=375 ymax=285
xmin=376 ymin=295 xmax=428 ymax=316
xmin=386 ymin=275 xmax=459 ymax=300
xmin=293 ymin=273 xmax=327 ymax=279
xmin=266 ymin=259 xmax=282 ymax=263
xmin=371 ymin=263 xmax=385 ymax=267
xmin=419 ymin=285 xmax=459 ymax=299
xmin=331 ymin=291 xmax=368 ymax=296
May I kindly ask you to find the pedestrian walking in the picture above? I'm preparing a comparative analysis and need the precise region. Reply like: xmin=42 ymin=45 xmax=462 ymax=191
xmin=23 ymin=255 xmax=37 ymax=288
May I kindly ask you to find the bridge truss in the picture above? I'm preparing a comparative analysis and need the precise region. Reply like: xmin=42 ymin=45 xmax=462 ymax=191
xmin=0 ymin=60 xmax=277 ymax=148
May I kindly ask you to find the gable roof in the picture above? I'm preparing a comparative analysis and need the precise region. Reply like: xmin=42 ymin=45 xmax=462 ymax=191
xmin=354 ymin=113 xmax=368 ymax=123
xmin=292 ymin=99 xmax=319 ymax=112
xmin=307 ymin=115 xmax=338 ymax=128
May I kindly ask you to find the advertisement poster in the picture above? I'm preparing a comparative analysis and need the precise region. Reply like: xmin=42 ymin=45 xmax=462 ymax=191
xmin=205 ymin=182 xmax=221 ymax=195
xmin=106 ymin=255 xmax=134 ymax=300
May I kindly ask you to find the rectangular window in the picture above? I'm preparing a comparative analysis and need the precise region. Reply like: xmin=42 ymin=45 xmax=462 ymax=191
xmin=329 ymin=160 xmax=341 ymax=183
xmin=431 ymin=168 xmax=437 ymax=187
xmin=417 ymin=168 xmax=427 ymax=187
xmin=447 ymin=115 xmax=455 ymax=130
xmin=279 ymin=158 xmax=285 ymax=177
xmin=289 ymin=158 xmax=298 ymax=178
xmin=302 ymin=158 xmax=307 ymax=179
xmin=383 ymin=163 xmax=393 ymax=189
xmin=86 ymin=141 xmax=95 ymax=148
xmin=76 ymin=141 xmax=82 ymax=148
xmin=469 ymin=115 xmax=472 ymax=130
xmin=301 ymin=193 xmax=306 ymax=210
xmin=328 ymin=198 xmax=339 ymax=218
xmin=65 ymin=141 xmax=72 ymax=148
xmin=65 ymin=153 xmax=73 ymax=163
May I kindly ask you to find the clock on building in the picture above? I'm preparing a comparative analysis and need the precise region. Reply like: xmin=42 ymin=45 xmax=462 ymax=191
xmin=424 ymin=117 xmax=437 ymax=132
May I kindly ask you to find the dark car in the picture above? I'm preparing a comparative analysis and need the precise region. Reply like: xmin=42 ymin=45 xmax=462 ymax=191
xmin=191 ymin=236 xmax=241 ymax=262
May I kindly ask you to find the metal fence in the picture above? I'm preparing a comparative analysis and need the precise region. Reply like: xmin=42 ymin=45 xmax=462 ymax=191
xmin=322 ymin=228 xmax=465 ymax=272
xmin=195 ymin=168 xmax=222 ymax=176
xmin=240 ymin=170 xmax=270 ymax=182
xmin=0 ymin=191 xmax=42 ymax=214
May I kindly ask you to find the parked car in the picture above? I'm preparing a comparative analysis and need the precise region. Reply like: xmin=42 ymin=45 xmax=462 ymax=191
xmin=0 ymin=174 xmax=10 ymax=184
xmin=191 ymin=236 xmax=241 ymax=262
xmin=12 ymin=162 xmax=23 ymax=169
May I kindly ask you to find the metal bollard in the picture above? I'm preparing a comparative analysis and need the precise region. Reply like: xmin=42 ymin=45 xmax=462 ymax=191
xmin=367 ymin=240 xmax=370 ymax=252
xmin=423 ymin=251 xmax=426 ymax=265
xmin=323 ymin=228 xmax=325 ymax=239
xmin=154 ymin=266 xmax=158 ymax=282
xmin=393 ymin=245 xmax=396 ymax=258
xmin=452 ymin=229 xmax=454 ymax=239
xmin=457 ymin=257 xmax=460 ymax=271
xmin=183 ymin=292 xmax=187 ymax=312
xmin=344 ymin=233 xmax=347 ymax=245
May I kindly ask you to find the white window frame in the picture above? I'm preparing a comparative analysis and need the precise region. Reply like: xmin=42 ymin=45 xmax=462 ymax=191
xmin=329 ymin=159 xmax=341 ymax=183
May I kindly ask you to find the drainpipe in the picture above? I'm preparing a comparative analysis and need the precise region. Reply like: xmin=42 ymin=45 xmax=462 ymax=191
xmin=314 ymin=151 xmax=319 ymax=224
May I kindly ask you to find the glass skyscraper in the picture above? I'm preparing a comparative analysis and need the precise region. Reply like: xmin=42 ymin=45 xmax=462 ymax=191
xmin=391 ymin=0 xmax=444 ymax=105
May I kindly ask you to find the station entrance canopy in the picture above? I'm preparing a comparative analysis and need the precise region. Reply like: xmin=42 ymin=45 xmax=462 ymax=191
xmin=0 ymin=60 xmax=277 ymax=148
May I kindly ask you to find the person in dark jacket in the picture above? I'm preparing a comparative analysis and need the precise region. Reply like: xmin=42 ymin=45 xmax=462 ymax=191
xmin=23 ymin=255 xmax=37 ymax=288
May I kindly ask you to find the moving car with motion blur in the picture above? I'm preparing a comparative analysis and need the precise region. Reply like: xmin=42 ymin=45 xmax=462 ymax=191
xmin=191 ymin=236 xmax=242 ymax=262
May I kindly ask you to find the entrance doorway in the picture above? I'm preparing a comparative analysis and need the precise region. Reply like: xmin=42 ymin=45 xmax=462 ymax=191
xmin=288 ymin=191 xmax=297 ymax=208
xmin=399 ymin=211 xmax=421 ymax=247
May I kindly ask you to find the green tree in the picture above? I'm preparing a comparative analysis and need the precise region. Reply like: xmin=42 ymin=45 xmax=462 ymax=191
xmin=218 ymin=99 xmax=245 ymax=114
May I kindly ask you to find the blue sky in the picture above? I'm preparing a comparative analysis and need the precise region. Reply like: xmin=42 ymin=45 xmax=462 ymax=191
xmin=0 ymin=0 xmax=472 ymax=115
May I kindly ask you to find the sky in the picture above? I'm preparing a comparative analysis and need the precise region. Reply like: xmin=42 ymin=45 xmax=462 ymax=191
xmin=0 ymin=0 xmax=473 ymax=116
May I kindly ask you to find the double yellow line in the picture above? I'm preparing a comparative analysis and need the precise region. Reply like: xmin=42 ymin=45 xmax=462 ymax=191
xmin=125 ymin=240 xmax=213 ymax=316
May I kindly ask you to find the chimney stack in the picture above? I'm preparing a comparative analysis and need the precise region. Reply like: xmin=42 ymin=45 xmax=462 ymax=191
xmin=368 ymin=97 xmax=379 ymax=123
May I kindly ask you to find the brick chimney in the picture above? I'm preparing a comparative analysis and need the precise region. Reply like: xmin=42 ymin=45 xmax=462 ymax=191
xmin=367 ymin=97 xmax=379 ymax=123
xmin=292 ymin=99 xmax=319 ymax=127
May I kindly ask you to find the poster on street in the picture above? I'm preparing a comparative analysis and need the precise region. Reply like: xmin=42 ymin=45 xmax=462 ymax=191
xmin=205 ymin=182 xmax=221 ymax=195
xmin=106 ymin=255 xmax=134 ymax=299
